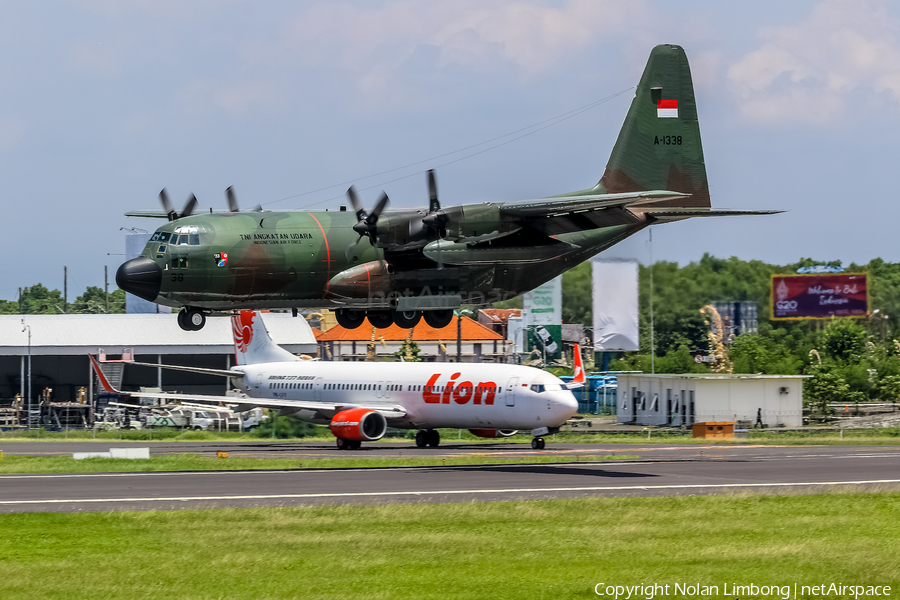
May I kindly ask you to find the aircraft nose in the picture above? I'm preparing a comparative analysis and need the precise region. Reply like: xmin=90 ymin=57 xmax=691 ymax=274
xmin=554 ymin=392 xmax=579 ymax=423
xmin=116 ymin=257 xmax=162 ymax=302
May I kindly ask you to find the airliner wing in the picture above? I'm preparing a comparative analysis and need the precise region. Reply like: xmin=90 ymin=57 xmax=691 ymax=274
xmin=127 ymin=361 xmax=245 ymax=379
xmin=89 ymin=355 xmax=407 ymax=418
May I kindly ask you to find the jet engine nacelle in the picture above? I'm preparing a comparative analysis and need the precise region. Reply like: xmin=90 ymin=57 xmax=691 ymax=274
xmin=468 ymin=428 xmax=518 ymax=439
xmin=330 ymin=408 xmax=388 ymax=442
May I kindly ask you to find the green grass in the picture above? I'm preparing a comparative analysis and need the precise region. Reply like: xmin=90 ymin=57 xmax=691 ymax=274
xmin=0 ymin=493 xmax=898 ymax=599
xmin=0 ymin=453 xmax=638 ymax=474
xmin=4 ymin=425 xmax=900 ymax=445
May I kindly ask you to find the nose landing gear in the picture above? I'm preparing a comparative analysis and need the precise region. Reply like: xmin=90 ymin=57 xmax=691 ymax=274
xmin=530 ymin=437 xmax=546 ymax=450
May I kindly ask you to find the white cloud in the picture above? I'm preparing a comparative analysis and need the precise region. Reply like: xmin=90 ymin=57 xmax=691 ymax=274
xmin=279 ymin=0 xmax=649 ymax=108
xmin=727 ymin=0 xmax=900 ymax=122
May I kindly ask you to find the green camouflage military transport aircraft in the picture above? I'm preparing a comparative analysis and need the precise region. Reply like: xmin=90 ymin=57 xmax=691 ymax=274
xmin=117 ymin=44 xmax=779 ymax=332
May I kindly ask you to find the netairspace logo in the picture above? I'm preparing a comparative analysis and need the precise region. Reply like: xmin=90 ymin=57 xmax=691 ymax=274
xmin=594 ymin=583 xmax=893 ymax=599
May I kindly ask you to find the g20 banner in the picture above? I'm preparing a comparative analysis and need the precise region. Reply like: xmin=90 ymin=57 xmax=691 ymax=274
xmin=771 ymin=273 xmax=868 ymax=320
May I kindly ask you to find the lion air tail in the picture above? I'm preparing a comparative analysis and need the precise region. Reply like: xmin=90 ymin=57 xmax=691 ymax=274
xmin=232 ymin=311 xmax=301 ymax=366
xmin=569 ymin=343 xmax=587 ymax=390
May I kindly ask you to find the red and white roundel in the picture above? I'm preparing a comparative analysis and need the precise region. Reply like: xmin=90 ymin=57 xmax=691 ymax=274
xmin=232 ymin=311 xmax=255 ymax=352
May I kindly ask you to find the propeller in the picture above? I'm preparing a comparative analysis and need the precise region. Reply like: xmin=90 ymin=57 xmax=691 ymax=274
xmin=420 ymin=169 xmax=447 ymax=269
xmin=348 ymin=186 xmax=389 ymax=243
xmin=226 ymin=186 xmax=239 ymax=212
xmin=421 ymin=169 xmax=448 ymax=230
xmin=159 ymin=188 xmax=198 ymax=221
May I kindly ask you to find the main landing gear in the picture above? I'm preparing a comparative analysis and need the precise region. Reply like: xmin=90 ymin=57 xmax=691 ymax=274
xmin=530 ymin=437 xmax=546 ymax=450
xmin=336 ymin=308 xmax=454 ymax=330
xmin=177 ymin=307 xmax=207 ymax=331
xmin=335 ymin=438 xmax=362 ymax=450
xmin=415 ymin=429 xmax=440 ymax=448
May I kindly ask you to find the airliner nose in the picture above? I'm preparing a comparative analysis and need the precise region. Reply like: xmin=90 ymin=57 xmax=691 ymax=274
xmin=555 ymin=392 xmax=579 ymax=423
xmin=116 ymin=257 xmax=162 ymax=302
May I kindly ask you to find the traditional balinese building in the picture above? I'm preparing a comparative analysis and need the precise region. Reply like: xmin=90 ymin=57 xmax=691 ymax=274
xmin=316 ymin=316 xmax=511 ymax=362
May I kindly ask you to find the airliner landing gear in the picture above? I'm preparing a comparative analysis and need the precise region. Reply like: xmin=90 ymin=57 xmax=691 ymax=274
xmin=336 ymin=437 xmax=361 ymax=450
xmin=415 ymin=429 xmax=440 ymax=448
xmin=177 ymin=307 xmax=206 ymax=331
xmin=531 ymin=437 xmax=546 ymax=450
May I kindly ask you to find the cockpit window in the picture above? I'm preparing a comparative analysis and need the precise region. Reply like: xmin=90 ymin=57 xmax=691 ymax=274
xmin=531 ymin=384 xmax=545 ymax=393
xmin=189 ymin=233 xmax=199 ymax=245
xmin=544 ymin=384 xmax=566 ymax=392
xmin=178 ymin=235 xmax=190 ymax=246
xmin=150 ymin=232 xmax=160 ymax=242
xmin=156 ymin=232 xmax=171 ymax=243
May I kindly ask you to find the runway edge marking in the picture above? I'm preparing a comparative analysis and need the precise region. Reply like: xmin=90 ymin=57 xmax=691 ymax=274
xmin=2 ymin=479 xmax=900 ymax=505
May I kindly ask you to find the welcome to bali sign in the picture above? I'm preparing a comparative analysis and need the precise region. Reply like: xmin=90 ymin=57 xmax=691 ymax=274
xmin=771 ymin=273 xmax=869 ymax=320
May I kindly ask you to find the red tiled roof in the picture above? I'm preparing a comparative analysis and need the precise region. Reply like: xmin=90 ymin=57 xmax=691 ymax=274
xmin=478 ymin=309 xmax=521 ymax=323
xmin=317 ymin=316 xmax=503 ymax=342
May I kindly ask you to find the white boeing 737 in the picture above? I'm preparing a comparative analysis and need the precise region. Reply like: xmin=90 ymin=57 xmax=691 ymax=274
xmin=91 ymin=311 xmax=582 ymax=449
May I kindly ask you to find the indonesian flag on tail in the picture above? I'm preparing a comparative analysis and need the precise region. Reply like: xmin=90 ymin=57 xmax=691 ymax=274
xmin=657 ymin=99 xmax=678 ymax=118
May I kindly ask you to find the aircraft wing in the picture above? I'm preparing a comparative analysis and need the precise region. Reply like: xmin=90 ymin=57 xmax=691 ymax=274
xmin=639 ymin=207 xmax=785 ymax=222
xmin=500 ymin=190 xmax=688 ymax=236
xmin=124 ymin=210 xmax=171 ymax=218
xmin=89 ymin=355 xmax=406 ymax=418
xmin=500 ymin=190 xmax=690 ymax=216
xmin=126 ymin=361 xmax=245 ymax=379
xmin=127 ymin=390 xmax=408 ymax=420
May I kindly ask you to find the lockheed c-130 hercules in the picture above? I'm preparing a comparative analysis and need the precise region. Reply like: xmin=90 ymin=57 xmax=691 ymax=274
xmin=117 ymin=44 xmax=779 ymax=332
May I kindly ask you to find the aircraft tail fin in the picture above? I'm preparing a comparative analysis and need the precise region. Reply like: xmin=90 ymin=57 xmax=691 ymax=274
xmin=232 ymin=311 xmax=301 ymax=366
xmin=89 ymin=354 xmax=123 ymax=395
xmin=569 ymin=343 xmax=586 ymax=389
xmin=596 ymin=44 xmax=709 ymax=208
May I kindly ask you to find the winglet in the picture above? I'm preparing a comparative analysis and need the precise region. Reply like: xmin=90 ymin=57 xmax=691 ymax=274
xmin=89 ymin=354 xmax=122 ymax=394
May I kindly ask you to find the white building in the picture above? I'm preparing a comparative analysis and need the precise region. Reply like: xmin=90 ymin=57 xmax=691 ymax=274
xmin=616 ymin=373 xmax=807 ymax=428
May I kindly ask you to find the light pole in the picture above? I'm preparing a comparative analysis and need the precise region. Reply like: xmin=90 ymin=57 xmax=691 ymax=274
xmin=455 ymin=309 xmax=473 ymax=363
xmin=21 ymin=319 xmax=31 ymax=431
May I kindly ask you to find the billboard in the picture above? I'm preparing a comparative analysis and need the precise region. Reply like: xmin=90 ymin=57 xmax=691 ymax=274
xmin=592 ymin=259 xmax=639 ymax=351
xmin=523 ymin=276 xmax=562 ymax=360
xmin=771 ymin=273 xmax=869 ymax=320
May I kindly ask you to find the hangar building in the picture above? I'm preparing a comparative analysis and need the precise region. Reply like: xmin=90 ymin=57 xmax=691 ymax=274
xmin=616 ymin=373 xmax=806 ymax=428
xmin=0 ymin=313 xmax=317 ymax=404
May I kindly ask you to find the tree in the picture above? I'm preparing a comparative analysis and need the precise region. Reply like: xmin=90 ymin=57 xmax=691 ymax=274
xmin=18 ymin=284 xmax=64 ymax=314
xmin=804 ymin=368 xmax=848 ymax=419
xmin=820 ymin=319 xmax=866 ymax=363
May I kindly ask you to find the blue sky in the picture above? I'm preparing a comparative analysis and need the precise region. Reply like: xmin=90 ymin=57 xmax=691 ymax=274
xmin=2 ymin=0 xmax=899 ymax=300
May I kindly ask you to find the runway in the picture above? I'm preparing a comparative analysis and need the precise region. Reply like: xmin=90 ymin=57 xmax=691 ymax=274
xmin=0 ymin=442 xmax=899 ymax=513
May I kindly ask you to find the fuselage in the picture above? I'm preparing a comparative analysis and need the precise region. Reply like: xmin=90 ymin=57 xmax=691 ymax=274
xmin=118 ymin=208 xmax=646 ymax=311
xmin=232 ymin=360 xmax=579 ymax=431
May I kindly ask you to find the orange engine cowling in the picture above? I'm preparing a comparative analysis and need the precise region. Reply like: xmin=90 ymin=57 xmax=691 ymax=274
xmin=468 ymin=428 xmax=518 ymax=439
xmin=330 ymin=408 xmax=388 ymax=442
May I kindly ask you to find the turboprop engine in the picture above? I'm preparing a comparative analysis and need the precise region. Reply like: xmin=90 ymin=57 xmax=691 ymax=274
xmin=468 ymin=428 xmax=518 ymax=438
xmin=330 ymin=408 xmax=388 ymax=450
